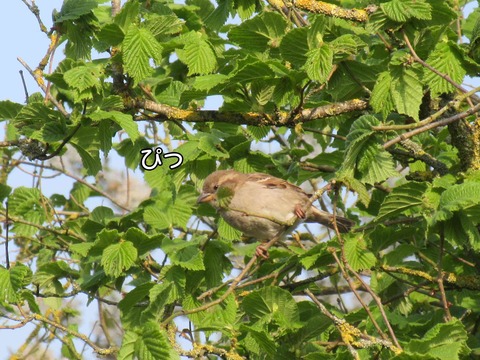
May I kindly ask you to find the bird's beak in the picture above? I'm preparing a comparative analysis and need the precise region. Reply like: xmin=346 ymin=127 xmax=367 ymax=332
xmin=197 ymin=192 xmax=215 ymax=204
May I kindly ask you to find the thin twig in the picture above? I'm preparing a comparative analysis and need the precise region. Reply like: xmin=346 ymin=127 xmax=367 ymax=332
xmin=382 ymin=102 xmax=480 ymax=149
xmin=332 ymin=188 xmax=402 ymax=350
xmin=12 ymin=159 xmax=131 ymax=212
xmin=403 ymin=31 xmax=479 ymax=105
xmin=17 ymin=57 xmax=68 ymax=116
xmin=437 ymin=224 xmax=452 ymax=321
xmin=5 ymin=201 xmax=9 ymax=269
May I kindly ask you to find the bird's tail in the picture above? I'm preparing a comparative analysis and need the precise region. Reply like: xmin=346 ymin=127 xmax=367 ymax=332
xmin=309 ymin=208 xmax=354 ymax=233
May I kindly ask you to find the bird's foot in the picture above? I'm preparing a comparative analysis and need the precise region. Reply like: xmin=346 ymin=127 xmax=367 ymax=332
xmin=255 ymin=244 xmax=269 ymax=259
xmin=294 ymin=204 xmax=306 ymax=219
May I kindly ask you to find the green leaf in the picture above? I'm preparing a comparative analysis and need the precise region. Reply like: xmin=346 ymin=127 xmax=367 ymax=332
xmin=101 ymin=241 xmax=138 ymax=277
xmin=424 ymin=42 xmax=466 ymax=97
xmin=8 ymin=187 xmax=47 ymax=236
xmin=204 ymin=0 xmax=232 ymax=29
xmin=169 ymin=245 xmax=205 ymax=271
xmin=97 ymin=23 xmax=125 ymax=47
xmin=70 ymin=142 xmax=102 ymax=176
xmin=0 ymin=100 xmax=23 ymax=120
xmin=55 ymin=0 xmax=97 ymax=22
xmin=344 ymin=235 xmax=376 ymax=271
xmin=377 ymin=182 xmax=429 ymax=221
xmin=280 ymin=27 xmax=309 ymax=66
xmin=435 ymin=182 xmax=480 ymax=223
xmin=89 ymin=110 xmax=140 ymax=142
xmin=229 ymin=60 xmax=275 ymax=84
xmin=64 ymin=64 xmax=102 ymax=92
xmin=134 ymin=322 xmax=173 ymax=360
xmin=229 ymin=12 xmax=287 ymax=52
xmin=391 ymin=67 xmax=423 ymax=121
xmin=218 ymin=217 xmax=242 ymax=240
xmin=236 ymin=0 xmax=258 ymax=20
xmin=242 ymin=325 xmax=277 ymax=357
xmin=177 ymin=32 xmax=217 ymax=75
xmin=405 ymin=319 xmax=469 ymax=359
xmin=357 ymin=144 xmax=398 ymax=185
xmin=0 ymin=266 xmax=29 ymax=303
xmin=118 ymin=331 xmax=137 ymax=360
xmin=242 ymin=286 xmax=300 ymax=329
xmin=147 ymin=14 xmax=184 ymax=36
xmin=144 ymin=206 xmax=171 ymax=230
xmin=381 ymin=0 xmax=432 ymax=22
xmin=370 ymin=71 xmax=395 ymax=117
xmin=123 ymin=25 xmax=163 ymax=83
xmin=304 ymin=44 xmax=333 ymax=83
xmin=0 ymin=271 xmax=15 ymax=303
xmin=198 ymin=134 xmax=229 ymax=157
xmin=193 ymin=74 xmax=229 ymax=91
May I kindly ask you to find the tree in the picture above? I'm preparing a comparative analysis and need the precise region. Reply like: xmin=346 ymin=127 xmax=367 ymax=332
xmin=1 ymin=0 xmax=480 ymax=358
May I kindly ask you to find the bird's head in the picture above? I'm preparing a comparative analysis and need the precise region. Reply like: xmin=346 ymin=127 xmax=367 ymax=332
xmin=197 ymin=170 xmax=242 ymax=209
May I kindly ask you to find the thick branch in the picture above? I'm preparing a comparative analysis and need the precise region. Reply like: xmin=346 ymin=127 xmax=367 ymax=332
xmin=294 ymin=0 xmax=377 ymax=22
xmin=136 ymin=99 xmax=367 ymax=127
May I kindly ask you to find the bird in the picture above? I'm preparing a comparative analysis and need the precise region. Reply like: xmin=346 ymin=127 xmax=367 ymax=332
xmin=197 ymin=170 xmax=354 ymax=258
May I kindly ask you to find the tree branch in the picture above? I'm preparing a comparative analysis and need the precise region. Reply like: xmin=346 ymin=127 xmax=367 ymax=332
xmin=135 ymin=99 xmax=368 ymax=127
xmin=382 ymin=102 xmax=480 ymax=149
xmin=293 ymin=0 xmax=377 ymax=22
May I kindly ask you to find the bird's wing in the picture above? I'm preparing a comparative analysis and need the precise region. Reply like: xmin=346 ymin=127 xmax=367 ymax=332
xmin=228 ymin=173 xmax=309 ymax=223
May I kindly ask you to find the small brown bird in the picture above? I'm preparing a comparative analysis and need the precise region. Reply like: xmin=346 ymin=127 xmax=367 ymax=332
xmin=197 ymin=170 xmax=354 ymax=257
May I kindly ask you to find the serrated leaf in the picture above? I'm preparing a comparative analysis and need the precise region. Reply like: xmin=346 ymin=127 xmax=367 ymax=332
xmin=370 ymin=71 xmax=395 ymax=117
xmin=177 ymin=33 xmax=217 ymax=75
xmin=280 ymin=27 xmax=309 ymax=66
xmin=90 ymin=110 xmax=140 ymax=142
xmin=425 ymin=42 xmax=466 ymax=97
xmin=193 ymin=74 xmax=229 ymax=91
xmin=144 ymin=206 xmax=171 ymax=230
xmin=344 ymin=236 xmax=376 ymax=271
xmin=198 ymin=134 xmax=229 ymax=157
xmin=237 ymin=0 xmax=257 ymax=20
xmin=64 ymin=64 xmax=101 ymax=92
xmin=230 ymin=61 xmax=275 ymax=84
xmin=147 ymin=14 xmax=183 ymax=36
xmin=8 ymin=187 xmax=47 ymax=236
xmin=242 ymin=286 xmax=300 ymax=329
xmin=170 ymin=245 xmax=205 ymax=270
xmin=204 ymin=0 xmax=232 ymax=29
xmin=358 ymin=145 xmax=398 ymax=184
xmin=0 ymin=100 xmax=23 ymax=120
xmin=56 ymin=0 xmax=97 ymax=22
xmin=242 ymin=325 xmax=277 ymax=356
xmin=70 ymin=142 xmax=102 ymax=176
xmin=218 ymin=217 xmax=243 ymax=240
xmin=229 ymin=12 xmax=287 ymax=52
xmin=439 ymin=181 xmax=480 ymax=213
xmin=391 ymin=67 xmax=423 ymax=121
xmin=123 ymin=25 xmax=163 ymax=83
xmin=135 ymin=322 xmax=172 ymax=360
xmin=118 ymin=331 xmax=137 ymax=360
xmin=97 ymin=23 xmax=125 ymax=47
xmin=405 ymin=319 xmax=469 ymax=360
xmin=0 ymin=267 xmax=17 ymax=303
xmin=101 ymin=241 xmax=138 ymax=277
xmin=381 ymin=0 xmax=432 ymax=22
xmin=377 ymin=182 xmax=429 ymax=221
xmin=305 ymin=44 xmax=333 ymax=83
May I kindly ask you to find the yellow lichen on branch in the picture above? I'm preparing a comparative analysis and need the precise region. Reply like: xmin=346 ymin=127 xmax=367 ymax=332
xmin=137 ymin=99 xmax=367 ymax=127
xmin=294 ymin=0 xmax=376 ymax=22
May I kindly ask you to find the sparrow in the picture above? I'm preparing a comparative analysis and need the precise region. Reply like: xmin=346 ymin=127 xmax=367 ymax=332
xmin=197 ymin=170 xmax=354 ymax=257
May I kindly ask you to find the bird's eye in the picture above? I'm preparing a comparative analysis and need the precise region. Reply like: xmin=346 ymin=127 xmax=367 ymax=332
xmin=213 ymin=185 xmax=219 ymax=190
